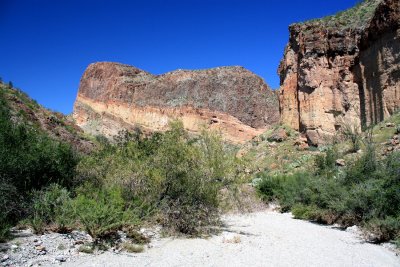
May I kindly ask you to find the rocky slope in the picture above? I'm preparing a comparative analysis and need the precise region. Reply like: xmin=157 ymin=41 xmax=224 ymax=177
xmin=73 ymin=63 xmax=279 ymax=143
xmin=0 ymin=82 xmax=93 ymax=153
xmin=278 ymin=0 xmax=400 ymax=145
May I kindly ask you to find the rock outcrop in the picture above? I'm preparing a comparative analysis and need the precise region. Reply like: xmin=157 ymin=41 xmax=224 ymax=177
xmin=73 ymin=62 xmax=279 ymax=143
xmin=278 ymin=0 xmax=400 ymax=144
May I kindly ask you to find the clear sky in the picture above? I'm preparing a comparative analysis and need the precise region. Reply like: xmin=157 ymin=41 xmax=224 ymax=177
xmin=0 ymin=0 xmax=360 ymax=114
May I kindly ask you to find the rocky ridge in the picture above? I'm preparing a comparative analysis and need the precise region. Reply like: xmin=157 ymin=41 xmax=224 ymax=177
xmin=278 ymin=0 xmax=400 ymax=145
xmin=0 ymin=83 xmax=93 ymax=153
xmin=73 ymin=63 xmax=279 ymax=143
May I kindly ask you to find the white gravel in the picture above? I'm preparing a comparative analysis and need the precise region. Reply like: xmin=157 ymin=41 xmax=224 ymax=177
xmin=60 ymin=211 xmax=400 ymax=267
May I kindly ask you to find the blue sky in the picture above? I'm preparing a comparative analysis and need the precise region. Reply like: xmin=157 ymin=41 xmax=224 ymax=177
xmin=0 ymin=0 xmax=360 ymax=114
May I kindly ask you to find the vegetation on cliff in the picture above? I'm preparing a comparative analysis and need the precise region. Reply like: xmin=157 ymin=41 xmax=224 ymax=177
xmin=300 ymin=0 xmax=382 ymax=29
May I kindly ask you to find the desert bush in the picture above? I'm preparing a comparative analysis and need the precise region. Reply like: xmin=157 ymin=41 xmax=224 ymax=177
xmin=124 ymin=227 xmax=150 ymax=244
xmin=0 ymin=90 xmax=79 ymax=238
xmin=344 ymin=142 xmax=377 ymax=185
xmin=291 ymin=204 xmax=332 ymax=222
xmin=314 ymin=147 xmax=338 ymax=176
xmin=256 ymin=172 xmax=313 ymax=211
xmin=75 ymin=121 xmax=243 ymax=236
xmin=256 ymin=145 xmax=400 ymax=243
xmin=0 ymin=176 xmax=20 ymax=241
xmin=341 ymin=123 xmax=361 ymax=153
xmin=78 ymin=243 xmax=94 ymax=254
xmin=29 ymin=184 xmax=73 ymax=233
xmin=121 ymin=242 xmax=144 ymax=253
xmin=70 ymin=185 xmax=139 ymax=239
xmin=0 ymin=97 xmax=78 ymax=193
xmin=365 ymin=216 xmax=400 ymax=243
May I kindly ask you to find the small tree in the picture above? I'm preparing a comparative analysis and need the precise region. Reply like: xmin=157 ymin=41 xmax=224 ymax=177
xmin=8 ymin=81 xmax=13 ymax=89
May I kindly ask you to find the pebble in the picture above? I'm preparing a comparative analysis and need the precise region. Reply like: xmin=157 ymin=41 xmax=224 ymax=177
xmin=35 ymin=245 xmax=46 ymax=251
xmin=10 ymin=244 xmax=18 ymax=250
xmin=55 ymin=255 xmax=67 ymax=262
xmin=1 ymin=255 xmax=9 ymax=262
xmin=33 ymin=240 xmax=42 ymax=246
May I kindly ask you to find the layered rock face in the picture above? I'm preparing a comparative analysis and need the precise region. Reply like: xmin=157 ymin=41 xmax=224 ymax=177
xmin=279 ymin=0 xmax=400 ymax=144
xmin=73 ymin=62 xmax=279 ymax=143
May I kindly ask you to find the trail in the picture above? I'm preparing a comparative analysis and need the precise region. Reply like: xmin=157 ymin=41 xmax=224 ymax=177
xmin=61 ymin=211 xmax=400 ymax=267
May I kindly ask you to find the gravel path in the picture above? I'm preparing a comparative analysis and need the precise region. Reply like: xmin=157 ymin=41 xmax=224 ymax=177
xmin=60 ymin=211 xmax=400 ymax=267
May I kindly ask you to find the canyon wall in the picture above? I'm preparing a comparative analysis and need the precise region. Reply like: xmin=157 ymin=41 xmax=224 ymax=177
xmin=73 ymin=62 xmax=279 ymax=143
xmin=279 ymin=0 xmax=399 ymax=145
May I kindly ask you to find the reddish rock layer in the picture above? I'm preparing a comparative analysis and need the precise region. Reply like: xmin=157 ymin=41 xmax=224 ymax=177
xmin=73 ymin=63 xmax=279 ymax=143
xmin=278 ymin=0 xmax=400 ymax=144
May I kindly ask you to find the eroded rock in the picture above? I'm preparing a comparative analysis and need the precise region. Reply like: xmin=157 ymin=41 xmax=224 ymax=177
xmin=278 ymin=0 xmax=400 ymax=144
xmin=73 ymin=63 xmax=279 ymax=143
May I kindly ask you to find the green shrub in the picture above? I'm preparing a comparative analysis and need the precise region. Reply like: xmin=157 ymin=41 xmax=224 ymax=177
xmin=0 ymin=222 xmax=10 ymax=242
xmin=256 ymin=146 xmax=400 ymax=243
xmin=257 ymin=172 xmax=313 ymax=211
xmin=380 ymin=152 xmax=400 ymax=216
xmin=345 ymin=142 xmax=377 ymax=185
xmin=341 ymin=123 xmax=361 ymax=153
xmin=365 ymin=216 xmax=400 ymax=243
xmin=78 ymin=243 xmax=94 ymax=254
xmin=124 ymin=228 xmax=150 ymax=244
xmin=291 ymin=204 xmax=334 ymax=223
xmin=0 ymin=88 xmax=79 ymax=237
xmin=314 ymin=147 xmax=338 ymax=176
xmin=75 ymin=121 xmax=243 ymax=236
xmin=70 ymin=185 xmax=139 ymax=239
xmin=0 ymin=177 xmax=19 ymax=241
xmin=121 ymin=242 xmax=144 ymax=253
xmin=29 ymin=184 xmax=73 ymax=233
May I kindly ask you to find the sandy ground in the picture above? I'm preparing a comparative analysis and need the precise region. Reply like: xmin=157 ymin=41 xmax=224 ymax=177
xmin=59 ymin=211 xmax=400 ymax=267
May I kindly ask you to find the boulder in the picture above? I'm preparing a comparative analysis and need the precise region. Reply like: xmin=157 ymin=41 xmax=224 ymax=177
xmin=268 ymin=128 xmax=288 ymax=142
xmin=335 ymin=159 xmax=346 ymax=166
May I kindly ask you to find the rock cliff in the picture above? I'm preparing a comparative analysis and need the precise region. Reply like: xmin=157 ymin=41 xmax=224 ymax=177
xmin=278 ymin=0 xmax=400 ymax=144
xmin=73 ymin=62 xmax=279 ymax=143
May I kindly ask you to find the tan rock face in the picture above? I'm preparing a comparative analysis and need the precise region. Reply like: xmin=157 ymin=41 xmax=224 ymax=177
xmin=73 ymin=63 xmax=279 ymax=143
xmin=279 ymin=0 xmax=400 ymax=144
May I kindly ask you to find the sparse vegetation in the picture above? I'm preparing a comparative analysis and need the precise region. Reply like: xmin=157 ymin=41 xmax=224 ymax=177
xmin=341 ymin=123 xmax=362 ymax=153
xmin=300 ymin=0 xmax=382 ymax=29
xmin=121 ymin=242 xmax=144 ymax=253
xmin=78 ymin=243 xmax=94 ymax=254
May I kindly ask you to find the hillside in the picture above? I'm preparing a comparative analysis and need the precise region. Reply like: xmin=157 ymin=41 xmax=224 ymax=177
xmin=0 ymin=82 xmax=93 ymax=153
